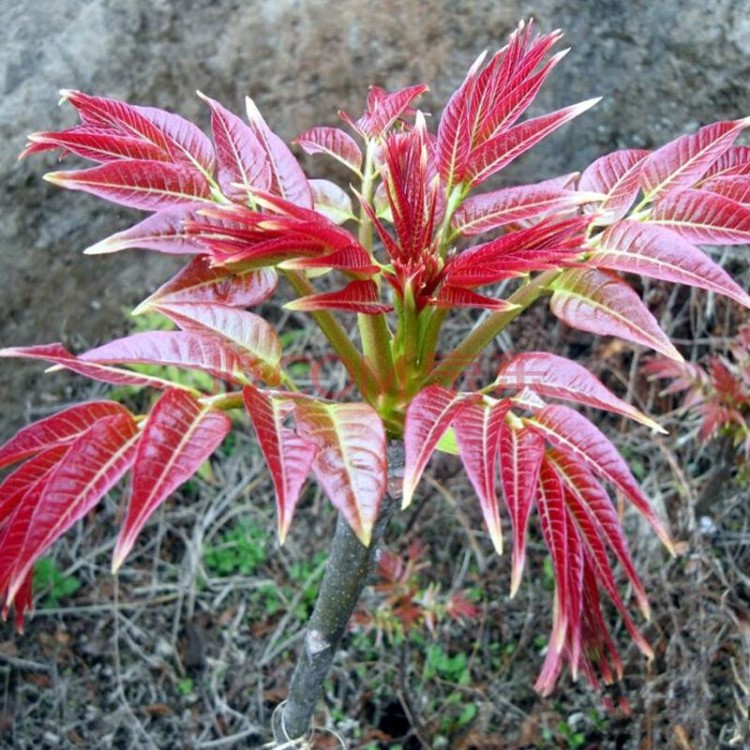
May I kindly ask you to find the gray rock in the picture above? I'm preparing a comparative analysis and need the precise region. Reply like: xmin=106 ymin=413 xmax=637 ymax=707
xmin=2 ymin=0 xmax=749 ymax=436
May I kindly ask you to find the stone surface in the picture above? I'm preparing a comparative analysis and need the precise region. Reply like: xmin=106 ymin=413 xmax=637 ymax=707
xmin=2 ymin=0 xmax=749 ymax=436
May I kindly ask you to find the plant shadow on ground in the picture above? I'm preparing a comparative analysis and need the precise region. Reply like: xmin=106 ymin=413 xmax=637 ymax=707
xmin=1 ymin=288 xmax=749 ymax=750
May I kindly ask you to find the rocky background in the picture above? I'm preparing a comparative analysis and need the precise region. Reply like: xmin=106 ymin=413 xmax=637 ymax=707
xmin=1 ymin=0 xmax=749 ymax=435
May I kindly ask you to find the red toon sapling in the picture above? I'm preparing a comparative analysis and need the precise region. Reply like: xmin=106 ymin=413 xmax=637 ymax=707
xmin=645 ymin=323 xmax=750 ymax=480
xmin=2 ymin=19 xmax=750 ymax=743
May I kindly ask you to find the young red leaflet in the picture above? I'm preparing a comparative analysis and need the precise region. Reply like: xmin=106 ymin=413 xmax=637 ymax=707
xmin=699 ymin=175 xmax=750 ymax=205
xmin=466 ymin=98 xmax=600 ymax=188
xmin=33 ymin=90 xmax=214 ymax=174
xmin=0 ymin=445 xmax=72 ymax=624
xmin=198 ymin=92 xmax=272 ymax=199
xmin=78 ymin=331 xmax=266 ymax=384
xmin=432 ymin=286 xmax=519 ymax=311
xmin=295 ymin=126 xmax=363 ymax=172
xmin=2 ymin=413 xmax=139 ymax=607
xmin=549 ymin=268 xmax=683 ymax=361
xmin=495 ymin=350 xmax=663 ymax=430
xmin=454 ymin=399 xmax=510 ymax=554
xmin=578 ymin=149 xmax=650 ymax=224
xmin=243 ymin=386 xmax=316 ymax=543
xmin=594 ymin=219 xmax=750 ymax=306
xmin=22 ymin=128 xmax=168 ymax=164
xmin=244 ymin=97 xmax=313 ymax=208
xmin=639 ymin=119 xmax=750 ymax=200
xmin=649 ymin=187 xmax=750 ymax=245
xmin=84 ymin=203 xmax=210 ymax=255
xmin=527 ymin=404 xmax=674 ymax=551
xmin=0 ymin=401 xmax=132 ymax=470
xmin=112 ymin=390 xmax=231 ymax=571
xmin=45 ymin=161 xmax=212 ymax=211
xmin=308 ymin=179 xmax=356 ymax=224
xmin=136 ymin=255 xmax=278 ymax=310
xmin=278 ymin=245 xmax=378 ymax=275
xmin=499 ymin=423 xmax=545 ymax=597
xmin=285 ymin=280 xmax=392 ymax=314
xmin=346 ymin=84 xmax=428 ymax=138
xmin=452 ymin=181 xmax=588 ymax=236
xmin=444 ymin=217 xmax=587 ymax=288
xmin=0 ymin=342 xmax=196 ymax=391
xmin=403 ymin=387 xmax=480 ymax=508
xmin=294 ymin=399 xmax=386 ymax=545
xmin=151 ymin=303 xmax=282 ymax=384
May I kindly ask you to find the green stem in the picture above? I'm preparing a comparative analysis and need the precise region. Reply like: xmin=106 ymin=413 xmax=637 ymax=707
xmin=424 ymin=270 xmax=561 ymax=389
xmin=356 ymin=140 xmax=397 ymax=399
xmin=284 ymin=270 xmax=379 ymax=401
xmin=358 ymin=312 xmax=396 ymax=398
xmin=418 ymin=307 xmax=447 ymax=374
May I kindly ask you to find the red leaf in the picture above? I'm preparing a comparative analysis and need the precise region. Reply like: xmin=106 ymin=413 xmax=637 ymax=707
xmin=642 ymin=356 xmax=707 ymax=403
xmin=452 ymin=181 xmax=587 ymax=236
xmin=499 ymin=423 xmax=545 ymax=596
xmin=45 ymin=90 xmax=214 ymax=173
xmin=578 ymin=149 xmax=650 ymax=224
xmin=453 ymin=399 xmax=510 ymax=554
xmin=243 ymin=385 xmax=316 ymax=542
xmin=8 ymin=572 xmax=33 ymax=632
xmin=495 ymin=351 xmax=664 ymax=430
xmin=378 ymin=116 xmax=443 ymax=267
xmin=134 ymin=104 xmax=216 ymax=173
xmin=700 ymin=175 xmax=750 ymax=205
xmin=594 ymin=220 xmax=750 ymax=307
xmin=432 ymin=286 xmax=520 ymax=311
xmin=700 ymin=145 xmax=750 ymax=181
xmin=2 ymin=413 xmax=138 ymax=605
xmin=0 ymin=446 xmax=70 ymax=623
xmin=308 ymin=179 xmax=356 ymax=224
xmin=527 ymin=404 xmax=674 ymax=551
xmin=0 ymin=342 xmax=195 ymax=391
xmin=285 ymin=280 xmax=392 ymax=314
xmin=279 ymin=245 xmax=378 ymax=275
xmin=198 ymin=92 xmax=272 ymax=200
xmin=244 ymin=97 xmax=313 ymax=208
xmin=349 ymin=84 xmax=428 ymax=138
xmin=537 ymin=459 xmax=583 ymax=663
xmin=295 ymin=126 xmax=363 ymax=172
xmin=403 ymin=387 xmax=479 ymax=508
xmin=84 ymin=203 xmax=209 ymax=255
xmin=45 ymin=161 xmax=212 ymax=211
xmin=0 ymin=446 xmax=71 ymax=528
xmin=640 ymin=119 xmax=750 ymax=200
xmin=189 ymin=199 xmax=356 ymax=267
xmin=549 ymin=267 xmax=683 ymax=361
xmin=466 ymin=99 xmax=599 ymax=188
xmin=112 ymin=391 xmax=231 ymax=570
xmin=0 ymin=401 xmax=132 ymax=470
xmin=148 ymin=303 xmax=282 ymax=384
xmin=548 ymin=450 xmax=650 ymax=622
xmin=436 ymin=22 xmax=565 ymax=185
xmin=22 ymin=128 xmax=168 ymax=163
xmin=80 ymin=331 xmax=263 ymax=383
xmin=649 ymin=188 xmax=750 ymax=245
xmin=136 ymin=255 xmax=278 ymax=310
xmin=445 ymin=217 xmax=587 ymax=288
xmin=294 ymin=399 xmax=386 ymax=546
